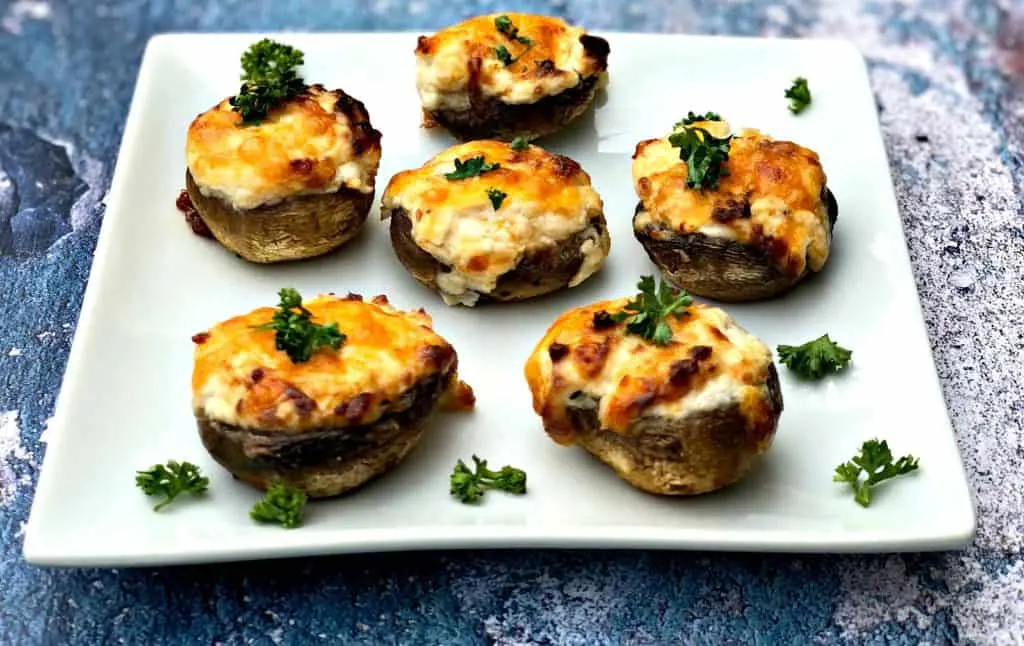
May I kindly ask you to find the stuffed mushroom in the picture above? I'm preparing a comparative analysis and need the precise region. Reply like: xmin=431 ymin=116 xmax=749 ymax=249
xmin=631 ymin=117 xmax=838 ymax=302
xmin=414 ymin=13 xmax=610 ymax=142
xmin=191 ymin=290 xmax=475 ymax=498
xmin=524 ymin=281 xmax=783 ymax=495
xmin=185 ymin=83 xmax=382 ymax=263
xmin=381 ymin=139 xmax=610 ymax=306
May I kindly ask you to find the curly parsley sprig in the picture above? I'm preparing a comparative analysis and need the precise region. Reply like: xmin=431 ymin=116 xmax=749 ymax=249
xmin=250 ymin=481 xmax=308 ymax=528
xmin=135 ymin=460 xmax=209 ymax=511
xmin=510 ymin=136 xmax=530 ymax=152
xmin=486 ymin=187 xmax=507 ymax=210
xmin=445 ymin=156 xmax=501 ymax=180
xmin=229 ymin=39 xmax=306 ymax=125
xmin=450 ymin=455 xmax=527 ymax=504
xmin=776 ymin=334 xmax=852 ymax=380
xmin=254 ymin=288 xmax=346 ymax=363
xmin=675 ymin=111 xmax=723 ymax=127
xmin=785 ymin=77 xmax=812 ymax=114
xmin=668 ymin=126 xmax=733 ymax=190
xmin=612 ymin=276 xmax=693 ymax=345
xmin=834 ymin=439 xmax=920 ymax=507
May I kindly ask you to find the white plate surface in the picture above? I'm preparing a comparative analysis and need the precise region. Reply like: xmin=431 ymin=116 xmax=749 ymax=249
xmin=23 ymin=32 xmax=976 ymax=566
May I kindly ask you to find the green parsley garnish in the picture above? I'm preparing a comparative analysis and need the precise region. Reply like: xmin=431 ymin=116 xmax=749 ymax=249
xmin=611 ymin=275 xmax=693 ymax=345
xmin=668 ymin=126 xmax=733 ymax=190
xmin=676 ymin=111 xmax=723 ymax=127
xmin=493 ymin=14 xmax=533 ymax=66
xmin=834 ymin=439 xmax=920 ymax=507
xmin=254 ymin=288 xmax=346 ymax=363
xmin=495 ymin=15 xmax=533 ymax=45
xmin=135 ymin=460 xmax=209 ymax=511
xmin=493 ymin=45 xmax=514 ymax=65
xmin=785 ymin=77 xmax=812 ymax=114
xmin=445 ymin=156 xmax=501 ymax=180
xmin=510 ymin=136 xmax=530 ymax=152
xmin=486 ymin=187 xmax=507 ymax=210
xmin=229 ymin=39 xmax=306 ymax=125
xmin=250 ymin=481 xmax=307 ymax=528
xmin=776 ymin=334 xmax=852 ymax=380
xmin=450 ymin=455 xmax=527 ymax=504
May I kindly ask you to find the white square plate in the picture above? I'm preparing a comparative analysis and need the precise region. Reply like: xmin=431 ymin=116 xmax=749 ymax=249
xmin=23 ymin=32 xmax=976 ymax=566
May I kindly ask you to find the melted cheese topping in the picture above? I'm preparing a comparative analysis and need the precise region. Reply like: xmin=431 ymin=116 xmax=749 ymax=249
xmin=192 ymin=294 xmax=473 ymax=432
xmin=632 ymin=122 xmax=831 ymax=278
xmin=524 ymin=299 xmax=776 ymax=445
xmin=186 ymin=85 xmax=382 ymax=210
xmin=382 ymin=140 xmax=608 ymax=305
xmin=415 ymin=13 xmax=607 ymax=110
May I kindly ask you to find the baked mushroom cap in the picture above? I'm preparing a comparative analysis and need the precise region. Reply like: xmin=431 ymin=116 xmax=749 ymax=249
xmin=415 ymin=13 xmax=610 ymax=141
xmin=185 ymin=85 xmax=383 ymax=263
xmin=191 ymin=293 xmax=474 ymax=498
xmin=524 ymin=298 xmax=783 ymax=495
xmin=632 ymin=121 xmax=837 ymax=302
xmin=381 ymin=139 xmax=610 ymax=306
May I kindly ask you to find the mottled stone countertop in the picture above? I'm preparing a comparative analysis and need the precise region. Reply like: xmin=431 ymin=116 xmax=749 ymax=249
xmin=1 ymin=0 xmax=1022 ymax=644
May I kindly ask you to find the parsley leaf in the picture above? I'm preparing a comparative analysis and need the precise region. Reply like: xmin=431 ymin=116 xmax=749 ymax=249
xmin=611 ymin=275 xmax=693 ymax=345
xmin=833 ymin=439 xmax=920 ymax=507
xmin=250 ymin=481 xmax=308 ymax=528
xmin=445 ymin=156 xmax=501 ymax=181
xmin=495 ymin=15 xmax=532 ymax=44
xmin=254 ymin=288 xmax=346 ymax=363
xmin=135 ymin=460 xmax=209 ymax=511
xmin=493 ymin=44 xmax=513 ymax=66
xmin=785 ymin=77 xmax=812 ymax=114
xmin=675 ymin=111 xmax=723 ymax=127
xmin=668 ymin=126 xmax=733 ymax=190
xmin=510 ymin=136 xmax=530 ymax=152
xmin=776 ymin=334 xmax=852 ymax=379
xmin=486 ymin=188 xmax=507 ymax=210
xmin=229 ymin=39 xmax=306 ymax=125
xmin=450 ymin=455 xmax=527 ymax=504
xmin=493 ymin=15 xmax=533 ymax=66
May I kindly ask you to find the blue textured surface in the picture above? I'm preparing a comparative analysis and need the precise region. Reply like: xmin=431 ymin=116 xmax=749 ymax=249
xmin=2 ymin=1 xmax=1023 ymax=644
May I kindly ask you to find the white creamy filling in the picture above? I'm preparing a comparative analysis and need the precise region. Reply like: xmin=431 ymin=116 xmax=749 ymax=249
xmin=435 ymin=272 xmax=482 ymax=307
xmin=568 ymin=230 xmax=604 ymax=287
xmin=646 ymin=373 xmax=742 ymax=420
xmin=198 ymin=156 xmax=376 ymax=212
xmin=696 ymin=222 xmax=739 ymax=241
xmin=399 ymin=196 xmax=598 ymax=305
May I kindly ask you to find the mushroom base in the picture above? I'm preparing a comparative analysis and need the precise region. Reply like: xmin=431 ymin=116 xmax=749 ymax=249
xmin=631 ymin=188 xmax=839 ymax=302
xmin=195 ymin=371 xmax=452 ymax=499
xmin=385 ymin=205 xmax=610 ymax=305
xmin=424 ymin=73 xmax=605 ymax=143
xmin=185 ymin=170 xmax=374 ymax=264
xmin=557 ymin=365 xmax=784 ymax=496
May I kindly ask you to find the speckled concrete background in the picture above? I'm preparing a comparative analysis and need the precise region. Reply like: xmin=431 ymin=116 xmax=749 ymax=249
xmin=0 ymin=0 xmax=1021 ymax=643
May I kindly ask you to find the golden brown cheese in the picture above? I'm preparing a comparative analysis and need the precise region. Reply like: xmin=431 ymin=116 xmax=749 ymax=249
xmin=186 ymin=85 xmax=382 ymax=210
xmin=415 ymin=13 xmax=608 ymax=110
xmin=632 ymin=122 xmax=831 ymax=278
xmin=524 ymin=299 xmax=776 ymax=445
xmin=192 ymin=293 xmax=473 ymax=432
xmin=381 ymin=139 xmax=607 ymax=305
